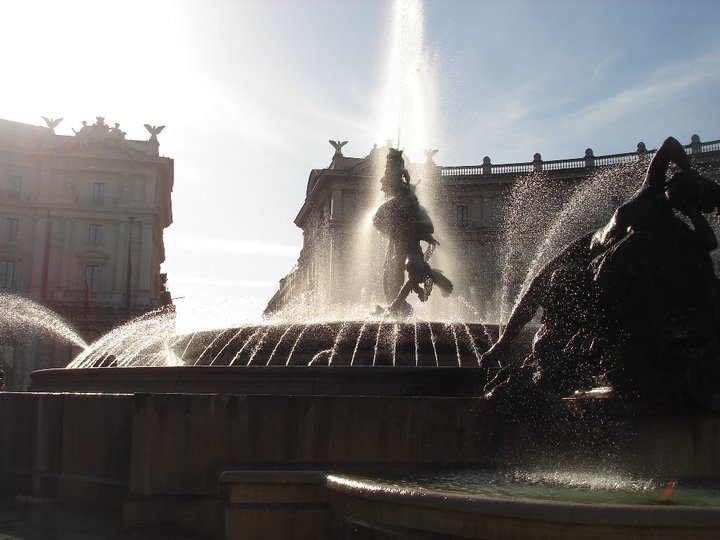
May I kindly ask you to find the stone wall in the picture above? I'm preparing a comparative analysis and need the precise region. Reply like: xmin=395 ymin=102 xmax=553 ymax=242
xmin=2 ymin=390 xmax=719 ymax=537
xmin=0 ymin=392 xmax=132 ymax=508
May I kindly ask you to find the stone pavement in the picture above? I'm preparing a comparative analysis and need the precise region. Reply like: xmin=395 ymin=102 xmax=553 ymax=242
xmin=0 ymin=497 xmax=209 ymax=540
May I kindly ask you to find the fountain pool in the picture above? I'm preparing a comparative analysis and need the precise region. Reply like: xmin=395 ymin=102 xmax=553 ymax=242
xmin=339 ymin=469 xmax=720 ymax=506
xmin=321 ymin=470 xmax=720 ymax=539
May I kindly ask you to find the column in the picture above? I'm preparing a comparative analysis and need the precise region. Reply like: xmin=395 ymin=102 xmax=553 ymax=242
xmin=28 ymin=210 xmax=49 ymax=299
xmin=330 ymin=189 xmax=343 ymax=221
xmin=58 ymin=218 xmax=74 ymax=299
xmin=112 ymin=220 xmax=125 ymax=302
xmin=136 ymin=219 xmax=154 ymax=306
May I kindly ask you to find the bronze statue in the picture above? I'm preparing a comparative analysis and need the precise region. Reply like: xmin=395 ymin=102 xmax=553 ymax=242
xmin=482 ymin=232 xmax=597 ymax=396
xmin=483 ymin=137 xmax=720 ymax=406
xmin=589 ymin=137 xmax=720 ymax=402
xmin=373 ymin=148 xmax=452 ymax=315
xmin=591 ymin=136 xmax=718 ymax=253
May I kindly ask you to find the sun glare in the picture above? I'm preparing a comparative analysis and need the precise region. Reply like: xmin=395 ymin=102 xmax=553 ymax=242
xmin=3 ymin=1 xmax=179 ymax=131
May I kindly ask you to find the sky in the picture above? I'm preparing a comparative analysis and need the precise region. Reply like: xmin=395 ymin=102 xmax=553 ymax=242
xmin=2 ymin=0 xmax=720 ymax=324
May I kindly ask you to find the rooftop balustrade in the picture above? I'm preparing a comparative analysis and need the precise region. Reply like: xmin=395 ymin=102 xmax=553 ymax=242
xmin=440 ymin=137 xmax=720 ymax=179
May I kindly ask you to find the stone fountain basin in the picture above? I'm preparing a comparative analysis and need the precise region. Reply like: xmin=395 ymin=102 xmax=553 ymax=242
xmin=220 ymin=470 xmax=720 ymax=540
xmin=31 ymin=320 xmax=498 ymax=394
xmin=169 ymin=321 xmax=495 ymax=367
xmin=326 ymin=473 xmax=720 ymax=539
xmin=30 ymin=365 xmax=488 ymax=396
xmin=11 ymin=378 xmax=720 ymax=537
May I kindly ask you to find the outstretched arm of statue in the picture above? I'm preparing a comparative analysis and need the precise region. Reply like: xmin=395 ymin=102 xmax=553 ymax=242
xmin=481 ymin=232 xmax=592 ymax=366
xmin=644 ymin=136 xmax=691 ymax=188
xmin=480 ymin=271 xmax=547 ymax=366
xmin=684 ymin=206 xmax=718 ymax=252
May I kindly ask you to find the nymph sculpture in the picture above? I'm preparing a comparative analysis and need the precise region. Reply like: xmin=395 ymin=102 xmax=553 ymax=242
xmin=483 ymin=137 xmax=720 ymax=408
xmin=373 ymin=148 xmax=453 ymax=315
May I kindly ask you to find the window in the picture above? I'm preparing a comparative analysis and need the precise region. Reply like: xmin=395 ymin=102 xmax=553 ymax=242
xmin=84 ymin=265 xmax=102 ymax=296
xmin=92 ymin=182 xmax=105 ymax=204
xmin=88 ymin=223 xmax=103 ymax=243
xmin=8 ymin=176 xmax=22 ymax=200
xmin=0 ymin=260 xmax=15 ymax=289
xmin=483 ymin=196 xmax=501 ymax=226
xmin=456 ymin=204 xmax=469 ymax=227
xmin=5 ymin=217 xmax=18 ymax=239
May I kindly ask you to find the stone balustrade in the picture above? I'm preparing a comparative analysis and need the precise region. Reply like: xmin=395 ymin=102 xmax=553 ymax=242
xmin=440 ymin=135 xmax=720 ymax=178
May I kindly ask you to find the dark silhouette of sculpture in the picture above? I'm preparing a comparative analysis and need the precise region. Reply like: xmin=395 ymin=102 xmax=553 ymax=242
xmin=373 ymin=148 xmax=452 ymax=315
xmin=482 ymin=232 xmax=597 ymax=396
xmin=86 ymin=117 xmax=110 ymax=145
xmin=108 ymin=123 xmax=126 ymax=146
xmin=41 ymin=116 xmax=63 ymax=134
xmin=329 ymin=140 xmax=348 ymax=159
xmin=144 ymin=124 xmax=165 ymax=143
xmin=590 ymin=137 xmax=720 ymax=403
xmin=72 ymin=120 xmax=91 ymax=148
xmin=69 ymin=118 xmax=158 ymax=151
xmin=72 ymin=117 xmax=123 ymax=147
xmin=482 ymin=137 xmax=720 ymax=406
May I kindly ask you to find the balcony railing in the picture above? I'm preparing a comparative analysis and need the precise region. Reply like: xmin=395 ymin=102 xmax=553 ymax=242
xmin=440 ymin=138 xmax=720 ymax=179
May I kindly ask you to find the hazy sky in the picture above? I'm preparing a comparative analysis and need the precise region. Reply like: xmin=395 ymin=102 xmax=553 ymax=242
xmin=2 ymin=0 xmax=720 ymax=323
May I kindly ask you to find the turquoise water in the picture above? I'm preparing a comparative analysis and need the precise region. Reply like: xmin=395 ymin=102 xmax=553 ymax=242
xmin=356 ymin=469 xmax=720 ymax=506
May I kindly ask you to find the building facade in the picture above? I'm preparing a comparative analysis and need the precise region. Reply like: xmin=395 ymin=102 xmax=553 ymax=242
xmin=0 ymin=118 xmax=173 ymax=388
xmin=266 ymin=136 xmax=720 ymax=319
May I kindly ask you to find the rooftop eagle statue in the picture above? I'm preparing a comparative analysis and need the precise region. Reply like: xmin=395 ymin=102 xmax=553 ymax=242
xmin=144 ymin=124 xmax=166 ymax=143
xmin=42 ymin=117 xmax=63 ymax=134
xmin=329 ymin=140 xmax=348 ymax=159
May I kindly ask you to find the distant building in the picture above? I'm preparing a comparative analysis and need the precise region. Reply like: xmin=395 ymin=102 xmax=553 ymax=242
xmin=266 ymin=136 xmax=720 ymax=318
xmin=0 ymin=117 xmax=173 ymax=389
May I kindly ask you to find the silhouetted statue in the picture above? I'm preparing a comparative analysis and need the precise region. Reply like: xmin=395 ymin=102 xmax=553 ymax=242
xmin=72 ymin=120 xmax=92 ymax=148
xmin=72 ymin=117 xmax=123 ymax=147
xmin=329 ymin=140 xmax=348 ymax=159
xmin=482 ymin=232 xmax=597 ymax=396
xmin=590 ymin=137 xmax=720 ymax=403
xmin=373 ymin=148 xmax=453 ymax=316
xmin=90 ymin=116 xmax=110 ymax=144
xmin=144 ymin=124 xmax=165 ymax=143
xmin=483 ymin=137 xmax=720 ymax=407
xmin=41 ymin=116 xmax=63 ymax=134
xmin=423 ymin=148 xmax=439 ymax=165
xmin=108 ymin=123 xmax=126 ymax=146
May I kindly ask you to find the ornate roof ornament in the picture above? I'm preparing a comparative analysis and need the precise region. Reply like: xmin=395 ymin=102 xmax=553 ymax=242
xmin=423 ymin=148 xmax=439 ymax=165
xmin=329 ymin=140 xmax=348 ymax=159
xmin=71 ymin=117 xmax=126 ymax=149
xmin=41 ymin=116 xmax=63 ymax=134
xmin=145 ymin=124 xmax=166 ymax=144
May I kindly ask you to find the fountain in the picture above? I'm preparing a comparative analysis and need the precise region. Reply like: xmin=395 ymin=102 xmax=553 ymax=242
xmin=28 ymin=0 xmax=491 ymax=398
xmin=4 ymin=142 xmax=720 ymax=538
xmin=8 ymin=134 xmax=720 ymax=536
xmin=2 ymin=1 xmax=720 ymax=538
